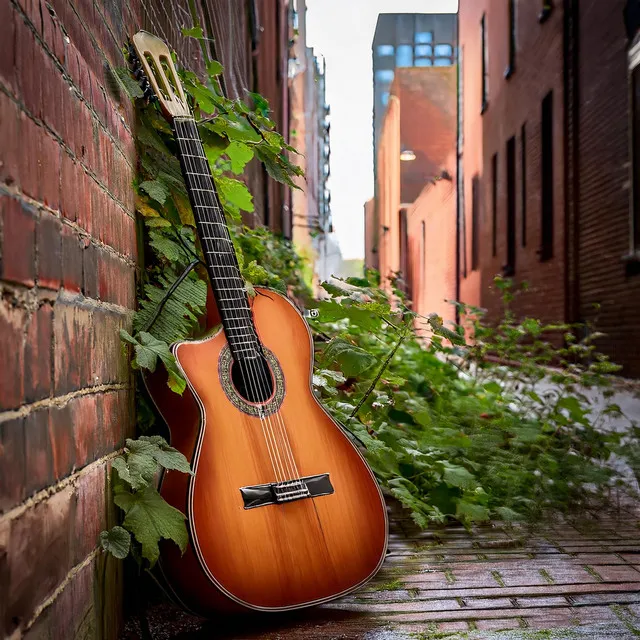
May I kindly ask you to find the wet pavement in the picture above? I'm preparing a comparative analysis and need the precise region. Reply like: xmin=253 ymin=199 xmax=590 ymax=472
xmin=125 ymin=497 xmax=640 ymax=639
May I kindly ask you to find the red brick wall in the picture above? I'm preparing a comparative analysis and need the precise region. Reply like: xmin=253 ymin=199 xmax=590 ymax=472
xmin=575 ymin=0 xmax=640 ymax=375
xmin=0 ymin=0 xmax=291 ymax=637
xmin=407 ymin=151 xmax=458 ymax=330
xmin=459 ymin=0 xmax=566 ymax=324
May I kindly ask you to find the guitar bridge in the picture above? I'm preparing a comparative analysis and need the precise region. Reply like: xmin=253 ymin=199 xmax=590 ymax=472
xmin=240 ymin=473 xmax=334 ymax=510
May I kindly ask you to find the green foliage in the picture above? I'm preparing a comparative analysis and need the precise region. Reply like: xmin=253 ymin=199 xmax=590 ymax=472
xmin=309 ymin=274 xmax=631 ymax=527
xmin=101 ymin=436 xmax=192 ymax=566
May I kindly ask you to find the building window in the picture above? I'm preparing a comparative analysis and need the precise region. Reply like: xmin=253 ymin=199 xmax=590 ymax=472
xmin=434 ymin=44 xmax=453 ymax=57
xmin=492 ymin=153 xmax=498 ymax=257
xmin=506 ymin=136 xmax=516 ymax=275
xmin=381 ymin=92 xmax=389 ymax=106
xmin=521 ymin=123 xmax=527 ymax=246
xmin=506 ymin=0 xmax=516 ymax=78
xmin=375 ymin=69 xmax=394 ymax=83
xmin=481 ymin=14 xmax=489 ymax=112
xmin=376 ymin=44 xmax=394 ymax=56
xmin=396 ymin=45 xmax=413 ymax=67
xmin=471 ymin=175 xmax=480 ymax=271
xmin=415 ymin=59 xmax=433 ymax=67
xmin=434 ymin=58 xmax=452 ymax=66
xmin=630 ymin=51 xmax=640 ymax=256
xmin=415 ymin=44 xmax=433 ymax=57
xmin=415 ymin=31 xmax=433 ymax=44
xmin=540 ymin=91 xmax=554 ymax=261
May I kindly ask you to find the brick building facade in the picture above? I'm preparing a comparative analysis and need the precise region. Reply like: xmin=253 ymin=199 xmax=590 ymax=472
xmin=0 ymin=1 xmax=292 ymax=637
xmin=459 ymin=0 xmax=640 ymax=375
xmin=373 ymin=67 xmax=457 ymax=311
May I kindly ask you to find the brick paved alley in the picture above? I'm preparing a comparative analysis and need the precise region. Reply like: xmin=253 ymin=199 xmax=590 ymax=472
xmin=127 ymin=498 xmax=640 ymax=639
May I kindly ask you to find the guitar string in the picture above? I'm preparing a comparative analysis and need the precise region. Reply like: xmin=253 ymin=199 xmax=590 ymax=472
xmin=179 ymin=117 xmax=306 ymax=490
xmin=173 ymin=118 xmax=286 ymax=484
xmin=175 ymin=118 xmax=305 ymax=489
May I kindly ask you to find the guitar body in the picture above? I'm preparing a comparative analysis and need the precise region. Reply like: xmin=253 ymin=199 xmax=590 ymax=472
xmin=147 ymin=288 xmax=388 ymax=614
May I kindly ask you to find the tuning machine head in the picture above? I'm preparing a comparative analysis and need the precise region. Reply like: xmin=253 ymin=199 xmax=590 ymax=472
xmin=126 ymin=40 xmax=158 ymax=103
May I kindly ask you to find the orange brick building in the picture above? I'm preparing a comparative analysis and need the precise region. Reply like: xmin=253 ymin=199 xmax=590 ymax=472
xmin=372 ymin=67 xmax=457 ymax=321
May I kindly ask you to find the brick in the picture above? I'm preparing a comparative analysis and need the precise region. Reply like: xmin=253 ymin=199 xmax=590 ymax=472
xmin=97 ymin=249 xmax=135 ymax=307
xmin=0 ymin=299 xmax=26 ymax=410
xmin=3 ymin=487 xmax=74 ymax=637
xmin=475 ymin=618 xmax=521 ymax=631
xmin=76 ymin=170 xmax=93 ymax=234
xmin=61 ymin=224 xmax=83 ymax=293
xmin=40 ymin=133 xmax=61 ymax=211
xmin=0 ymin=93 xmax=21 ymax=185
xmin=1 ymin=197 xmax=36 ymax=287
xmin=48 ymin=402 xmax=74 ymax=480
xmin=17 ymin=112 xmax=41 ymax=201
xmin=0 ymin=0 xmax=16 ymax=92
xmin=82 ymin=241 xmax=98 ymax=299
xmin=53 ymin=300 xmax=92 ymax=394
xmin=24 ymin=408 xmax=53 ymax=497
xmin=0 ymin=417 xmax=26 ymax=513
xmin=71 ymin=393 xmax=98 ymax=469
xmin=73 ymin=463 xmax=105 ymax=564
xmin=91 ymin=310 xmax=130 ymax=387
xmin=24 ymin=303 xmax=53 ymax=402
xmin=36 ymin=211 xmax=62 ymax=289
xmin=59 ymin=152 xmax=78 ymax=222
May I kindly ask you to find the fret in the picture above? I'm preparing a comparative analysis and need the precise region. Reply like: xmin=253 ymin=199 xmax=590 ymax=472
xmin=198 ymin=220 xmax=227 ymax=226
xmin=234 ymin=346 xmax=260 ymax=354
xmin=201 ymin=237 xmax=233 ymax=244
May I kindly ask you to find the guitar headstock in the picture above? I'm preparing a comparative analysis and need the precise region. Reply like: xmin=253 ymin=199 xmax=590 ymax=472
xmin=128 ymin=31 xmax=191 ymax=121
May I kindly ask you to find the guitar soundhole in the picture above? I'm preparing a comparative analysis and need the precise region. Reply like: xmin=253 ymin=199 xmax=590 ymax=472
xmin=218 ymin=345 xmax=285 ymax=417
xmin=231 ymin=355 xmax=274 ymax=404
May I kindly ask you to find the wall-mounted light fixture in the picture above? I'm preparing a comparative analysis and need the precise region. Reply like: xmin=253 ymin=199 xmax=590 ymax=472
xmin=400 ymin=149 xmax=416 ymax=161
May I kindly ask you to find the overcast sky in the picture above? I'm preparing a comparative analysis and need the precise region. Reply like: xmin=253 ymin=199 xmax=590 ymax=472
xmin=305 ymin=0 xmax=459 ymax=260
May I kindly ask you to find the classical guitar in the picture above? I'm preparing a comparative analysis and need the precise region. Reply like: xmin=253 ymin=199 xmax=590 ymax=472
xmin=129 ymin=31 xmax=387 ymax=614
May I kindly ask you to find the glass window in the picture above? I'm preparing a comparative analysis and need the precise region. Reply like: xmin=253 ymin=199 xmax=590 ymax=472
xmin=375 ymin=69 xmax=394 ymax=83
xmin=415 ymin=31 xmax=433 ymax=44
xmin=415 ymin=58 xmax=433 ymax=67
xmin=396 ymin=45 xmax=413 ymax=67
xmin=434 ymin=44 xmax=453 ymax=57
xmin=415 ymin=45 xmax=432 ymax=57
xmin=376 ymin=44 xmax=394 ymax=57
xmin=434 ymin=58 xmax=452 ymax=66
xmin=381 ymin=92 xmax=390 ymax=106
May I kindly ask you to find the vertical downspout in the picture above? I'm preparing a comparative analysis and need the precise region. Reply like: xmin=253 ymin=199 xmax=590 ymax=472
xmin=563 ymin=0 xmax=580 ymax=325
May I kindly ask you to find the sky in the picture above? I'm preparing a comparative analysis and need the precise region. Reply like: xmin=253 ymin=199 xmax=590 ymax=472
xmin=305 ymin=0 xmax=459 ymax=260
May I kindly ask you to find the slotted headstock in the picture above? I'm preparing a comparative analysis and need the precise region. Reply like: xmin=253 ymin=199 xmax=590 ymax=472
xmin=128 ymin=31 xmax=191 ymax=121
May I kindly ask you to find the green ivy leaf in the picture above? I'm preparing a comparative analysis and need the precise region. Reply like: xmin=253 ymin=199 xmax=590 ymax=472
xmin=322 ymin=338 xmax=376 ymax=377
xmin=456 ymin=500 xmax=490 ymax=522
xmin=135 ymin=435 xmax=192 ymax=474
xmin=114 ymin=485 xmax=188 ymax=566
xmin=140 ymin=180 xmax=170 ymax=205
xmin=206 ymin=60 xmax=224 ymax=76
xmin=226 ymin=141 xmax=255 ymax=174
xmin=442 ymin=464 xmax=477 ymax=490
xmin=100 ymin=526 xmax=131 ymax=559
xmin=216 ymin=176 xmax=254 ymax=213
xmin=181 ymin=26 xmax=204 ymax=38
xmin=115 ymin=67 xmax=144 ymax=99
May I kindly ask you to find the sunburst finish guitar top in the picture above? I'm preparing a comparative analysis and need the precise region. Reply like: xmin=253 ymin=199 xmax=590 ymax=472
xmin=131 ymin=30 xmax=388 ymax=614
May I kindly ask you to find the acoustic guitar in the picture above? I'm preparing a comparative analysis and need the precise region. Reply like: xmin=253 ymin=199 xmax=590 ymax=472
xmin=129 ymin=31 xmax=388 ymax=614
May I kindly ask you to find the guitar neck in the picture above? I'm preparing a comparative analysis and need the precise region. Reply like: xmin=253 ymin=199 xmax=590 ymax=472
xmin=173 ymin=116 xmax=261 ymax=360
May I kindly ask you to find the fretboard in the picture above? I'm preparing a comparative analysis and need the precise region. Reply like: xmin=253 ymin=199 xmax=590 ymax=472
xmin=173 ymin=117 xmax=261 ymax=360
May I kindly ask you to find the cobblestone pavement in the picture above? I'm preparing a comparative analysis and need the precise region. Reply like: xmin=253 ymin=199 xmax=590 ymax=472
xmin=130 ymin=499 xmax=640 ymax=639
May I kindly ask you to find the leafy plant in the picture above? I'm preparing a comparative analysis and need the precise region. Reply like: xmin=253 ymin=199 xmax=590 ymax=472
xmin=100 ymin=435 xmax=192 ymax=565
xmin=309 ymin=274 xmax=631 ymax=528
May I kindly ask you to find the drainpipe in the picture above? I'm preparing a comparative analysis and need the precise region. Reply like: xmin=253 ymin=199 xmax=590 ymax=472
xmin=563 ymin=0 xmax=580 ymax=325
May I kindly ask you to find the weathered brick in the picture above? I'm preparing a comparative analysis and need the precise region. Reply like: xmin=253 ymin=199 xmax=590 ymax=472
xmin=72 ymin=393 xmax=98 ymax=469
xmin=98 ymin=390 xmax=131 ymax=455
xmin=53 ymin=300 xmax=92 ymax=394
xmin=0 ymin=417 xmax=26 ymax=513
xmin=24 ymin=408 xmax=53 ymax=497
xmin=36 ymin=211 xmax=62 ymax=289
xmin=0 ymin=93 xmax=21 ymax=186
xmin=1 ymin=196 xmax=36 ymax=287
xmin=82 ymin=241 xmax=98 ymax=299
xmin=48 ymin=401 xmax=75 ymax=481
xmin=0 ymin=0 xmax=16 ymax=93
xmin=59 ymin=152 xmax=78 ymax=223
xmin=17 ymin=112 xmax=41 ymax=201
xmin=97 ymin=248 xmax=135 ymax=307
xmin=61 ymin=224 xmax=83 ymax=293
xmin=0 ymin=298 xmax=26 ymax=410
xmin=24 ymin=303 xmax=53 ymax=403
xmin=91 ymin=309 xmax=130 ymax=387
xmin=76 ymin=169 xmax=93 ymax=234
xmin=2 ymin=487 xmax=74 ymax=637
xmin=73 ymin=463 xmax=105 ymax=564
xmin=40 ymin=133 xmax=61 ymax=211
